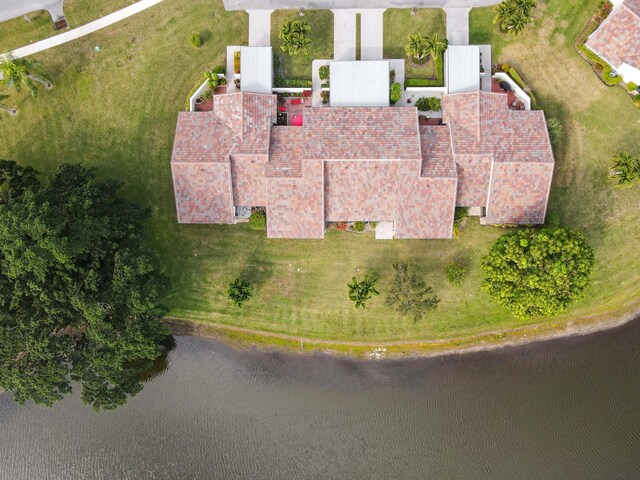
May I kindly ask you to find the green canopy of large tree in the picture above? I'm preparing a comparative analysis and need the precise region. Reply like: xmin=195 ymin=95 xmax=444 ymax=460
xmin=0 ymin=161 xmax=169 ymax=410
xmin=481 ymin=227 xmax=594 ymax=318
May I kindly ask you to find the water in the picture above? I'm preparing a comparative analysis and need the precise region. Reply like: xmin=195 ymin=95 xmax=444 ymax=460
xmin=2 ymin=319 xmax=640 ymax=479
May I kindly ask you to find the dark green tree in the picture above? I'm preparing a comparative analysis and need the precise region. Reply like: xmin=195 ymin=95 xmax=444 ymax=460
xmin=386 ymin=263 xmax=439 ymax=322
xmin=481 ymin=227 xmax=594 ymax=318
xmin=347 ymin=275 xmax=379 ymax=309
xmin=0 ymin=161 xmax=169 ymax=410
xmin=226 ymin=278 xmax=252 ymax=308
xmin=279 ymin=20 xmax=312 ymax=56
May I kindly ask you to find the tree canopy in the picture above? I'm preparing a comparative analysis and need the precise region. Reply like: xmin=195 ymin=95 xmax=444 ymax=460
xmin=481 ymin=227 xmax=594 ymax=318
xmin=0 ymin=161 xmax=169 ymax=409
xmin=493 ymin=0 xmax=537 ymax=37
xmin=279 ymin=20 xmax=312 ymax=56
xmin=347 ymin=275 xmax=379 ymax=309
xmin=386 ymin=263 xmax=439 ymax=322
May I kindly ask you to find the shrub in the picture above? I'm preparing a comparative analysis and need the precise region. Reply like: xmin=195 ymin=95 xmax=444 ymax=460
xmin=445 ymin=263 xmax=468 ymax=286
xmin=249 ymin=210 xmax=266 ymax=230
xmin=453 ymin=207 xmax=468 ymax=238
xmin=389 ymin=82 xmax=402 ymax=104
xmin=319 ymin=65 xmax=329 ymax=80
xmin=274 ymin=78 xmax=313 ymax=88
xmin=212 ymin=65 xmax=226 ymax=75
xmin=627 ymin=82 xmax=638 ymax=92
xmin=416 ymin=97 xmax=438 ymax=111
xmin=481 ymin=227 xmax=594 ymax=318
xmin=352 ymin=221 xmax=366 ymax=232
xmin=370 ymin=221 xmax=378 ymax=229
xmin=634 ymin=95 xmax=640 ymax=109
xmin=321 ymin=91 xmax=330 ymax=104
xmin=546 ymin=118 xmax=562 ymax=146
xmin=234 ymin=51 xmax=241 ymax=74
xmin=336 ymin=222 xmax=348 ymax=231
xmin=225 ymin=278 xmax=252 ymax=308
xmin=386 ymin=263 xmax=439 ymax=322
xmin=501 ymin=63 xmax=510 ymax=72
xmin=190 ymin=34 xmax=202 ymax=48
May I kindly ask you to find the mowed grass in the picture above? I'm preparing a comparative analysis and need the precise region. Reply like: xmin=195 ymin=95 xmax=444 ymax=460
xmin=0 ymin=0 xmax=133 ymax=53
xmin=383 ymin=8 xmax=446 ymax=79
xmin=0 ymin=0 xmax=638 ymax=344
xmin=270 ymin=9 xmax=333 ymax=79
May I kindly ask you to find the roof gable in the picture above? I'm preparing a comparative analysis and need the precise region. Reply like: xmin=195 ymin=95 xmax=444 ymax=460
xmin=586 ymin=1 xmax=640 ymax=70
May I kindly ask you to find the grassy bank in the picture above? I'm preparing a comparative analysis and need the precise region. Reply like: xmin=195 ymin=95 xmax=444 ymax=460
xmin=0 ymin=0 xmax=638 ymax=349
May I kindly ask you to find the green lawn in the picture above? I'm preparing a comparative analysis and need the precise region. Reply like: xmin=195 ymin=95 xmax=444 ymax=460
xmin=0 ymin=0 xmax=132 ymax=53
xmin=383 ymin=8 xmax=446 ymax=80
xmin=0 ymin=0 xmax=639 ymax=345
xmin=270 ymin=10 xmax=333 ymax=80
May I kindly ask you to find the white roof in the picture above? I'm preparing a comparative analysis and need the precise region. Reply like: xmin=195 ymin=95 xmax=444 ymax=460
xmin=447 ymin=45 xmax=480 ymax=94
xmin=330 ymin=61 xmax=390 ymax=107
xmin=240 ymin=46 xmax=272 ymax=94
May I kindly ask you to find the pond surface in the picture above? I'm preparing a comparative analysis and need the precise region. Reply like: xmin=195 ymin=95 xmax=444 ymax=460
xmin=2 ymin=319 xmax=640 ymax=479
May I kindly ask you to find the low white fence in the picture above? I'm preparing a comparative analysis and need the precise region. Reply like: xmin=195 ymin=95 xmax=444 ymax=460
xmin=493 ymin=72 xmax=531 ymax=110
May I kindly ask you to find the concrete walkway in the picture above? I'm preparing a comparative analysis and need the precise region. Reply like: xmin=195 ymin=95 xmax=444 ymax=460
xmin=444 ymin=7 xmax=470 ymax=45
xmin=332 ymin=9 xmax=356 ymax=61
xmin=4 ymin=0 xmax=165 ymax=58
xmin=247 ymin=10 xmax=272 ymax=47
xmin=360 ymin=9 xmax=384 ymax=61
xmin=0 ymin=0 xmax=64 ymax=23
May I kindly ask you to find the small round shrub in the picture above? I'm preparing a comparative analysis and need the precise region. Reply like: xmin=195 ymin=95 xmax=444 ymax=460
xmin=446 ymin=263 xmax=468 ymax=286
xmin=190 ymin=34 xmax=203 ymax=48
xmin=319 ymin=65 xmax=330 ymax=80
xmin=627 ymin=82 xmax=638 ymax=92
xmin=501 ymin=63 xmax=510 ymax=72
xmin=249 ymin=211 xmax=266 ymax=230
xmin=352 ymin=221 xmax=366 ymax=232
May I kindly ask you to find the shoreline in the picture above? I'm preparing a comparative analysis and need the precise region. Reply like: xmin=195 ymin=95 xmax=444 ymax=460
xmin=164 ymin=301 xmax=640 ymax=359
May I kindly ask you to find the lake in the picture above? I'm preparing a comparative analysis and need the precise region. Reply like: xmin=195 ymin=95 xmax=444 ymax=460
xmin=2 ymin=319 xmax=640 ymax=479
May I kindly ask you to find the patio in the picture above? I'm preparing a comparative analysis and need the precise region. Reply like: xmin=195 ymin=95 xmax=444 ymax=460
xmin=278 ymin=95 xmax=311 ymax=125
xmin=491 ymin=79 xmax=525 ymax=110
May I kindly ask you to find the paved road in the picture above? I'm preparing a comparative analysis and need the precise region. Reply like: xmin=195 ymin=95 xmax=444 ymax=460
xmin=225 ymin=0 xmax=502 ymax=9
xmin=445 ymin=7 xmax=471 ymax=45
xmin=0 ymin=0 xmax=65 ymax=23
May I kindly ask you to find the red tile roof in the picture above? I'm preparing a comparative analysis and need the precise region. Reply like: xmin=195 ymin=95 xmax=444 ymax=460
xmin=586 ymin=0 xmax=640 ymax=70
xmin=419 ymin=126 xmax=457 ymax=178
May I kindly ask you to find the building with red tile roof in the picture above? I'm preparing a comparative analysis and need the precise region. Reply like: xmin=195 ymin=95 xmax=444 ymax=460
xmin=586 ymin=0 xmax=640 ymax=85
xmin=171 ymin=90 xmax=554 ymax=239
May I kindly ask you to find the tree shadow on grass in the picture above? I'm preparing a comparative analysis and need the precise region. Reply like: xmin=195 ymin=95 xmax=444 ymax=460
xmin=239 ymin=250 xmax=273 ymax=292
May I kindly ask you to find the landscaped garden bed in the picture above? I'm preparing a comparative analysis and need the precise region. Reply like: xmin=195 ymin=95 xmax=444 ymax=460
xmin=383 ymin=8 xmax=446 ymax=87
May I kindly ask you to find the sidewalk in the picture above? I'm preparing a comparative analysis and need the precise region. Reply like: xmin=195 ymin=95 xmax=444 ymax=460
xmin=4 ymin=0 xmax=165 ymax=58
xmin=444 ymin=8 xmax=470 ymax=46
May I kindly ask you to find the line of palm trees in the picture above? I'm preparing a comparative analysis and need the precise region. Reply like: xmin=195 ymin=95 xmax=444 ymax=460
xmin=493 ymin=0 xmax=538 ymax=37
xmin=610 ymin=152 xmax=640 ymax=187
xmin=0 ymin=54 xmax=52 ymax=117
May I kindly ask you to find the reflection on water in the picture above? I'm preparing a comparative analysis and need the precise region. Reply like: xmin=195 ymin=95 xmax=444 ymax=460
xmin=2 ymin=319 xmax=640 ymax=479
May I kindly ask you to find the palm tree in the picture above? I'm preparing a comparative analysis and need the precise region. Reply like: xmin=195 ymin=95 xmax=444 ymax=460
xmin=493 ymin=0 xmax=536 ymax=37
xmin=0 ymin=94 xmax=17 ymax=116
xmin=1 ymin=55 xmax=51 ymax=96
xmin=610 ymin=152 xmax=640 ymax=186
xmin=546 ymin=117 xmax=562 ymax=145
xmin=347 ymin=275 xmax=380 ymax=310
xmin=405 ymin=33 xmax=427 ymax=61
xmin=225 ymin=278 xmax=252 ymax=308
xmin=423 ymin=33 xmax=448 ymax=60
xmin=279 ymin=20 xmax=312 ymax=56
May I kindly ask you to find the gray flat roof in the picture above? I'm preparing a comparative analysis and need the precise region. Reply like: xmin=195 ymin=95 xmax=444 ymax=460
xmin=330 ymin=61 xmax=390 ymax=107
xmin=240 ymin=46 xmax=273 ymax=94
xmin=447 ymin=45 xmax=480 ymax=94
